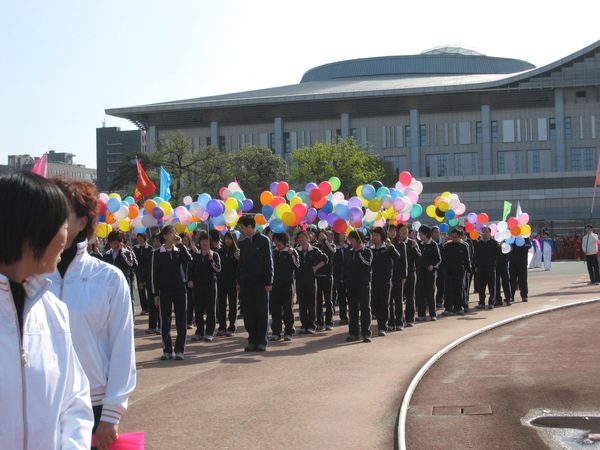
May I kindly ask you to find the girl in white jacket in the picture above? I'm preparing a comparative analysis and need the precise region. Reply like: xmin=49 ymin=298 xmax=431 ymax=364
xmin=0 ymin=172 xmax=93 ymax=449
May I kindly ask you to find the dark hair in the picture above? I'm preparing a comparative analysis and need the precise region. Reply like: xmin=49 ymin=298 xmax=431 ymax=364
xmin=223 ymin=230 xmax=238 ymax=249
xmin=0 ymin=172 xmax=69 ymax=265
xmin=161 ymin=225 xmax=175 ymax=238
xmin=387 ymin=224 xmax=397 ymax=232
xmin=107 ymin=230 xmax=125 ymax=243
xmin=136 ymin=233 xmax=147 ymax=242
xmin=372 ymin=226 xmax=387 ymax=241
xmin=152 ymin=232 xmax=164 ymax=244
xmin=419 ymin=225 xmax=432 ymax=238
xmin=272 ymin=232 xmax=289 ymax=246
xmin=586 ymin=224 xmax=593 ymax=229
xmin=208 ymin=228 xmax=221 ymax=244
xmin=51 ymin=176 xmax=99 ymax=244
xmin=348 ymin=230 xmax=365 ymax=243
xmin=197 ymin=231 xmax=209 ymax=242
xmin=238 ymin=215 xmax=256 ymax=228
xmin=296 ymin=230 xmax=309 ymax=240
xmin=451 ymin=228 xmax=464 ymax=237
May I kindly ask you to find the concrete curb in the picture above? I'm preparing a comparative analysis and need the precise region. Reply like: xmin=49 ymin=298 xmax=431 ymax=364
xmin=396 ymin=297 xmax=600 ymax=450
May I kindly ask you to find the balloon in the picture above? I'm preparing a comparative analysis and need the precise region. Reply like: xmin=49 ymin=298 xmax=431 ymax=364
xmin=394 ymin=198 xmax=407 ymax=212
xmin=190 ymin=202 xmax=204 ymax=217
xmin=260 ymin=191 xmax=274 ymax=206
xmin=159 ymin=202 xmax=172 ymax=216
xmin=128 ymin=204 xmax=139 ymax=219
xmin=439 ymin=223 xmax=449 ymax=233
xmin=255 ymin=214 xmax=267 ymax=226
xmin=210 ymin=214 xmax=226 ymax=226
xmin=108 ymin=193 xmax=122 ymax=201
xmin=445 ymin=210 xmax=455 ymax=220
xmin=399 ymin=171 xmax=412 ymax=186
xmin=178 ymin=211 xmax=192 ymax=226
xmin=262 ymin=204 xmax=273 ymax=220
xmin=448 ymin=218 xmax=459 ymax=226
xmin=348 ymin=196 xmax=363 ymax=209
xmin=114 ymin=205 xmax=129 ymax=220
xmin=132 ymin=216 xmax=144 ymax=229
xmin=329 ymin=176 xmax=341 ymax=191
xmin=465 ymin=222 xmax=475 ymax=233
xmin=318 ymin=220 xmax=328 ymax=230
xmin=515 ymin=237 xmax=525 ymax=247
xmin=517 ymin=213 xmax=530 ymax=226
xmin=99 ymin=193 xmax=109 ymax=202
xmin=412 ymin=221 xmax=421 ymax=231
xmin=141 ymin=214 xmax=157 ymax=228
xmin=272 ymin=196 xmax=286 ymax=208
xmin=198 ymin=193 xmax=211 ymax=208
xmin=206 ymin=199 xmax=225 ymax=217
xmin=331 ymin=191 xmax=345 ymax=205
xmin=448 ymin=198 xmax=460 ymax=210
xmin=334 ymin=203 xmax=349 ymax=220
xmin=348 ymin=207 xmax=364 ymax=223
xmin=410 ymin=204 xmax=423 ymax=219
xmin=410 ymin=180 xmax=424 ymax=195
xmin=96 ymin=223 xmax=112 ymax=238
xmin=153 ymin=197 xmax=164 ymax=205
xmin=376 ymin=186 xmax=390 ymax=200
xmin=305 ymin=182 xmax=318 ymax=193
xmin=438 ymin=201 xmax=449 ymax=212
xmin=223 ymin=209 xmax=238 ymax=224
xmin=221 ymin=189 xmax=233 ymax=199
xmin=501 ymin=242 xmax=511 ymax=253
xmin=270 ymin=218 xmax=287 ymax=233
xmin=232 ymin=191 xmax=245 ymax=201
xmin=406 ymin=191 xmax=419 ymax=205
xmin=318 ymin=181 xmax=332 ymax=196
xmin=497 ymin=221 xmax=508 ymax=232
xmin=98 ymin=199 xmax=107 ymax=215
xmin=281 ymin=211 xmax=296 ymax=226
xmin=151 ymin=206 xmax=164 ymax=220
xmin=225 ymin=198 xmax=238 ymax=210
xmin=292 ymin=203 xmax=308 ymax=220
xmin=285 ymin=190 xmax=297 ymax=201
xmin=297 ymin=191 xmax=311 ymax=205
xmin=326 ymin=213 xmax=339 ymax=227
xmin=467 ymin=213 xmax=477 ymax=224
xmin=107 ymin=197 xmax=121 ymax=214
xmin=183 ymin=196 xmax=193 ymax=205
xmin=507 ymin=217 xmax=519 ymax=228
xmin=511 ymin=226 xmax=521 ymax=236
xmin=270 ymin=182 xmax=279 ymax=195
xmin=426 ymin=204 xmax=437 ymax=217
xmin=309 ymin=188 xmax=323 ymax=202
xmin=276 ymin=181 xmax=289 ymax=197
xmin=333 ymin=219 xmax=347 ymax=233
xmin=368 ymin=198 xmax=382 ymax=212
xmin=469 ymin=231 xmax=480 ymax=240
xmin=477 ymin=213 xmax=489 ymax=225
xmin=361 ymin=184 xmax=376 ymax=201
xmin=242 ymin=199 xmax=254 ymax=212
xmin=306 ymin=208 xmax=318 ymax=222
xmin=521 ymin=224 xmax=532 ymax=236
xmin=313 ymin=196 xmax=327 ymax=209
xmin=475 ymin=223 xmax=484 ymax=232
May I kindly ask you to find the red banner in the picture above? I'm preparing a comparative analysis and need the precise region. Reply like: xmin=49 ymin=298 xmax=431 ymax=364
xmin=133 ymin=158 xmax=156 ymax=201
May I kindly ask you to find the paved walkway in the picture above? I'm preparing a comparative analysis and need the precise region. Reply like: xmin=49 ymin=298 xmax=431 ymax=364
xmin=120 ymin=262 xmax=600 ymax=449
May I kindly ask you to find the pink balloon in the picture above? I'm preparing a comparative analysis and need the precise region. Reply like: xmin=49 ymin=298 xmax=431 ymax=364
xmin=517 ymin=213 xmax=529 ymax=226
xmin=454 ymin=203 xmax=466 ymax=216
xmin=406 ymin=191 xmax=419 ymax=204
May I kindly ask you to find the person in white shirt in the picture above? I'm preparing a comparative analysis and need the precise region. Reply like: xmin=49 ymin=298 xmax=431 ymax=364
xmin=0 ymin=172 xmax=93 ymax=449
xmin=48 ymin=176 xmax=136 ymax=450
xmin=582 ymin=224 xmax=600 ymax=284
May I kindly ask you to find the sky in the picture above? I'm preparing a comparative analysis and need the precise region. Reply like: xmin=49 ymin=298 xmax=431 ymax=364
xmin=1 ymin=0 xmax=599 ymax=169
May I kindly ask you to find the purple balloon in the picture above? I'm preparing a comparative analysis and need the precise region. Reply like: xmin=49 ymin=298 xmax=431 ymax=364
xmin=152 ymin=206 xmax=164 ymax=219
xmin=242 ymin=198 xmax=254 ymax=212
xmin=305 ymin=182 xmax=318 ymax=193
xmin=467 ymin=212 xmax=478 ymax=224
xmin=326 ymin=213 xmax=339 ymax=227
xmin=206 ymin=199 xmax=225 ymax=217
xmin=270 ymin=182 xmax=279 ymax=195
xmin=318 ymin=210 xmax=329 ymax=220
xmin=348 ymin=196 xmax=363 ymax=209
xmin=348 ymin=207 xmax=364 ymax=223
xmin=306 ymin=207 xmax=318 ymax=222
xmin=475 ymin=223 xmax=484 ymax=232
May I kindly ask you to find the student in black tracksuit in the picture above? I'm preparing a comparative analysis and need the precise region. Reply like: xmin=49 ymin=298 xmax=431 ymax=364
xmin=237 ymin=215 xmax=274 ymax=352
xmin=370 ymin=226 xmax=404 ymax=336
xmin=495 ymin=246 xmax=512 ymax=306
xmin=270 ymin=232 xmax=300 ymax=342
xmin=344 ymin=229 xmax=374 ymax=343
xmin=509 ymin=237 xmax=532 ymax=302
xmin=151 ymin=225 xmax=192 ymax=360
xmin=217 ymin=231 xmax=239 ymax=336
xmin=441 ymin=228 xmax=471 ymax=315
xmin=474 ymin=226 xmax=501 ymax=310
xmin=103 ymin=230 xmax=138 ymax=313
xmin=387 ymin=224 xmax=408 ymax=331
xmin=315 ymin=230 xmax=336 ymax=331
xmin=415 ymin=225 xmax=441 ymax=321
xmin=461 ymin=236 xmax=475 ymax=311
xmin=294 ymin=230 xmax=328 ymax=334
xmin=144 ymin=234 xmax=163 ymax=334
xmin=397 ymin=224 xmax=421 ymax=326
xmin=133 ymin=233 xmax=153 ymax=315
xmin=188 ymin=231 xmax=221 ymax=342
xmin=333 ymin=232 xmax=350 ymax=325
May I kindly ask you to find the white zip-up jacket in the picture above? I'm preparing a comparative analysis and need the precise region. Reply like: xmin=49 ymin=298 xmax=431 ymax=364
xmin=47 ymin=241 xmax=136 ymax=424
xmin=0 ymin=272 xmax=93 ymax=449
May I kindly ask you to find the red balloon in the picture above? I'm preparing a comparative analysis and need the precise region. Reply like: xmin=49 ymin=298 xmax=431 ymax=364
xmin=276 ymin=181 xmax=289 ymax=197
xmin=292 ymin=203 xmax=308 ymax=219
xmin=98 ymin=199 xmax=107 ymax=215
xmin=333 ymin=219 xmax=347 ymax=233
xmin=465 ymin=222 xmax=475 ymax=233
xmin=318 ymin=181 xmax=332 ymax=196
xmin=313 ymin=196 xmax=327 ymax=209
xmin=309 ymin=188 xmax=323 ymax=202
xmin=271 ymin=196 xmax=286 ymax=208
xmin=507 ymin=217 xmax=519 ymax=228
xmin=477 ymin=213 xmax=489 ymax=225
xmin=399 ymin=171 xmax=412 ymax=186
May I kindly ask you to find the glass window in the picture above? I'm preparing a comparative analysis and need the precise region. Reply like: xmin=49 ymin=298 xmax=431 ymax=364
xmin=549 ymin=118 xmax=557 ymax=141
xmin=420 ymin=125 xmax=427 ymax=147
xmin=284 ymin=132 xmax=290 ymax=153
xmin=498 ymin=152 xmax=505 ymax=174
xmin=269 ymin=133 xmax=275 ymax=151
xmin=405 ymin=126 xmax=412 ymax=147
xmin=565 ymin=117 xmax=572 ymax=140
xmin=206 ymin=137 xmax=211 ymax=146
xmin=219 ymin=136 xmax=226 ymax=149
xmin=571 ymin=148 xmax=581 ymax=171
xmin=572 ymin=147 xmax=596 ymax=171
xmin=350 ymin=128 xmax=357 ymax=139
xmin=584 ymin=148 xmax=594 ymax=171
xmin=491 ymin=121 xmax=498 ymax=143
xmin=476 ymin=121 xmax=483 ymax=144
xmin=532 ymin=150 xmax=540 ymax=173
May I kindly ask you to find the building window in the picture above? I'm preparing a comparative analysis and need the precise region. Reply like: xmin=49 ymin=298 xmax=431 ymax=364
xmin=425 ymin=154 xmax=448 ymax=177
xmin=476 ymin=121 xmax=483 ymax=144
xmin=532 ymin=150 xmax=540 ymax=173
xmin=284 ymin=132 xmax=290 ymax=153
xmin=565 ymin=117 xmax=572 ymax=140
xmin=549 ymin=118 xmax=557 ymax=141
xmin=219 ymin=136 xmax=226 ymax=149
xmin=572 ymin=147 xmax=596 ymax=171
xmin=269 ymin=133 xmax=275 ymax=151
xmin=206 ymin=137 xmax=211 ymax=146
xmin=350 ymin=128 xmax=357 ymax=139
xmin=491 ymin=121 xmax=498 ymax=143
xmin=576 ymin=91 xmax=587 ymax=98
xmin=498 ymin=152 xmax=505 ymax=174
xmin=420 ymin=125 xmax=427 ymax=147
xmin=336 ymin=129 xmax=342 ymax=143
xmin=405 ymin=126 xmax=412 ymax=147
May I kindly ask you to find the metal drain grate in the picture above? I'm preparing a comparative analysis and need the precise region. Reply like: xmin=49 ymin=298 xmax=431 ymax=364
xmin=432 ymin=405 xmax=492 ymax=416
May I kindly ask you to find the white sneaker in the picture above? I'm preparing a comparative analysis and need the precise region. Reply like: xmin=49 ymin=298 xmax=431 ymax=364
xmin=191 ymin=334 xmax=203 ymax=341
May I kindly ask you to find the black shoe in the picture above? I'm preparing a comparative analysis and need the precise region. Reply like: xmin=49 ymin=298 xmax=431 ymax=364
xmin=505 ymin=301 xmax=512 ymax=306
xmin=363 ymin=335 xmax=372 ymax=343
xmin=346 ymin=335 xmax=360 ymax=342
xmin=522 ymin=298 xmax=528 ymax=302
xmin=244 ymin=344 xmax=256 ymax=352
xmin=339 ymin=319 xmax=349 ymax=325
xmin=255 ymin=345 xmax=267 ymax=352
xmin=476 ymin=305 xmax=486 ymax=309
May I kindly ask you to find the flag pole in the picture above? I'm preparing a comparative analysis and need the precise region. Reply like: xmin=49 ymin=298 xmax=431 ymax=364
xmin=591 ymin=154 xmax=600 ymax=215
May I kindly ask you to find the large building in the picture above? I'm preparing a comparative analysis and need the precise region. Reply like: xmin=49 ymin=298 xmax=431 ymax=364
xmin=5 ymin=151 xmax=96 ymax=180
xmin=96 ymin=125 xmax=146 ymax=192
xmin=106 ymin=41 xmax=600 ymax=233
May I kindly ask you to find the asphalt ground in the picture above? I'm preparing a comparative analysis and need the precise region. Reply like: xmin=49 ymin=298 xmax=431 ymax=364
xmin=120 ymin=261 xmax=600 ymax=449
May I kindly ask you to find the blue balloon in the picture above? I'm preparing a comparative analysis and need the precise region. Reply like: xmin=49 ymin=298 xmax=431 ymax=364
xmin=321 ymin=200 xmax=334 ymax=214
xmin=270 ymin=218 xmax=287 ymax=233
xmin=210 ymin=214 xmax=226 ymax=226
xmin=439 ymin=223 xmax=449 ymax=233
xmin=506 ymin=236 xmax=516 ymax=244
xmin=198 ymin=193 xmax=212 ymax=209
xmin=515 ymin=237 xmax=525 ymax=247
xmin=262 ymin=204 xmax=273 ymax=220
xmin=391 ymin=190 xmax=404 ymax=199
xmin=361 ymin=184 xmax=376 ymax=201
xmin=133 ymin=227 xmax=147 ymax=234
xmin=106 ymin=197 xmax=121 ymax=213
xmin=334 ymin=204 xmax=349 ymax=220
xmin=242 ymin=199 xmax=254 ymax=212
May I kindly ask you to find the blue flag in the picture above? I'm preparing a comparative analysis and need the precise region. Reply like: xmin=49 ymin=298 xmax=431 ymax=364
xmin=160 ymin=166 xmax=172 ymax=202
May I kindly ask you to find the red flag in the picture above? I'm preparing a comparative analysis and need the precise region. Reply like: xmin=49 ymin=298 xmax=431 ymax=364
xmin=133 ymin=158 xmax=156 ymax=201
xmin=596 ymin=156 xmax=600 ymax=186
xmin=31 ymin=153 xmax=48 ymax=178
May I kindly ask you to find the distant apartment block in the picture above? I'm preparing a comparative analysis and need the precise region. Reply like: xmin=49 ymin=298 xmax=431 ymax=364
xmin=96 ymin=126 xmax=146 ymax=192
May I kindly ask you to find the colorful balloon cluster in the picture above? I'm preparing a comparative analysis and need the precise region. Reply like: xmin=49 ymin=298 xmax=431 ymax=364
xmin=492 ymin=213 xmax=532 ymax=253
xmin=425 ymin=192 xmax=467 ymax=233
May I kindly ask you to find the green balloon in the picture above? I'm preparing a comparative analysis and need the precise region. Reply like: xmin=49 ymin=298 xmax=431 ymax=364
xmin=329 ymin=176 xmax=341 ymax=191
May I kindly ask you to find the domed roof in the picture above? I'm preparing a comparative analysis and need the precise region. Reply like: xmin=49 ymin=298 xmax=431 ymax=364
xmin=300 ymin=48 xmax=535 ymax=83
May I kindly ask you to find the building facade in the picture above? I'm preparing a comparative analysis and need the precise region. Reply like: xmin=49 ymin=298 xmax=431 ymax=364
xmin=106 ymin=42 xmax=600 ymax=233
xmin=96 ymin=125 xmax=146 ymax=192
xmin=5 ymin=151 xmax=96 ymax=180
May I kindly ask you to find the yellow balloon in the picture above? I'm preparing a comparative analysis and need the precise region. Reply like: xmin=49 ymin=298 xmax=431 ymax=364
xmin=521 ymin=224 xmax=531 ymax=235
xmin=118 ymin=218 xmax=131 ymax=232
xmin=108 ymin=193 xmax=122 ymax=201
xmin=174 ymin=222 xmax=186 ymax=234
xmin=225 ymin=198 xmax=238 ymax=210
xmin=275 ymin=203 xmax=291 ymax=218
xmin=356 ymin=185 xmax=364 ymax=198
xmin=281 ymin=211 xmax=297 ymax=226
xmin=368 ymin=198 xmax=382 ymax=212
xmin=289 ymin=196 xmax=302 ymax=207
xmin=224 ymin=209 xmax=238 ymax=224
xmin=426 ymin=205 xmax=437 ymax=217
xmin=438 ymin=201 xmax=449 ymax=212
xmin=361 ymin=197 xmax=369 ymax=207
xmin=441 ymin=191 xmax=451 ymax=198
xmin=96 ymin=223 xmax=111 ymax=238
xmin=159 ymin=201 xmax=172 ymax=216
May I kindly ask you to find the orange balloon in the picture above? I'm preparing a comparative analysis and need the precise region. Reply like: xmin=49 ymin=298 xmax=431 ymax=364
xmin=128 ymin=204 xmax=139 ymax=219
xmin=469 ymin=231 xmax=480 ymax=240
xmin=260 ymin=191 xmax=274 ymax=206
xmin=144 ymin=199 xmax=157 ymax=214
xmin=511 ymin=226 xmax=521 ymax=236
xmin=255 ymin=214 xmax=267 ymax=226
xmin=313 ymin=196 xmax=327 ymax=209
xmin=105 ymin=212 xmax=116 ymax=224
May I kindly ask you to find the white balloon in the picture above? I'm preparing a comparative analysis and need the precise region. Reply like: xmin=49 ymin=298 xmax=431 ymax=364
xmin=114 ymin=205 xmax=129 ymax=220
xmin=410 ymin=180 xmax=423 ymax=195
xmin=228 ymin=182 xmax=240 ymax=192
xmin=497 ymin=221 xmax=508 ymax=232
xmin=318 ymin=220 xmax=328 ymax=230
xmin=412 ymin=221 xmax=421 ymax=231
xmin=183 ymin=196 xmax=193 ymax=205
xmin=501 ymin=242 xmax=511 ymax=254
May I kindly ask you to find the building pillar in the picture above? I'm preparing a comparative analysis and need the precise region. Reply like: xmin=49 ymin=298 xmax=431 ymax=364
xmin=481 ymin=105 xmax=492 ymax=175
xmin=274 ymin=117 xmax=284 ymax=156
xmin=341 ymin=113 xmax=350 ymax=139
xmin=410 ymin=109 xmax=420 ymax=176
xmin=148 ymin=126 xmax=157 ymax=153
xmin=554 ymin=89 xmax=566 ymax=172
xmin=210 ymin=122 xmax=220 ymax=148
